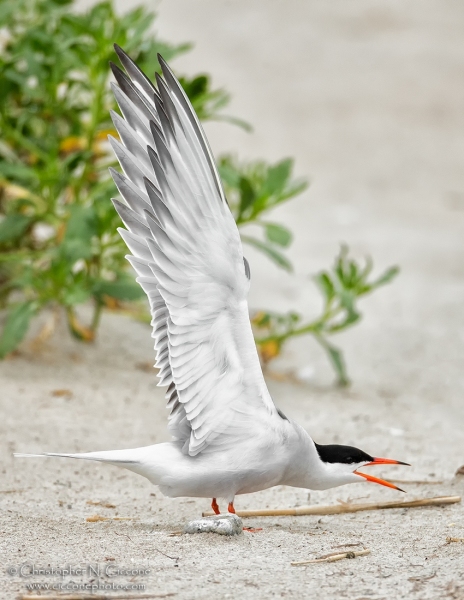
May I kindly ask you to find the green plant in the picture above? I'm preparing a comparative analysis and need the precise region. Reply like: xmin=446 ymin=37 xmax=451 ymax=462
xmin=253 ymin=245 xmax=399 ymax=386
xmin=219 ymin=155 xmax=307 ymax=272
xmin=0 ymin=0 xmax=298 ymax=355
xmin=0 ymin=0 xmax=399 ymax=385
xmin=0 ymin=0 xmax=190 ymax=351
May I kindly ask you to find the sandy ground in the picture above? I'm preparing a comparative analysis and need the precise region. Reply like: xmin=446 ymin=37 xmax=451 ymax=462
xmin=2 ymin=0 xmax=464 ymax=598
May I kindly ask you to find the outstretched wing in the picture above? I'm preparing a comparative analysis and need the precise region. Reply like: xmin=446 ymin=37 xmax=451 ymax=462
xmin=109 ymin=46 xmax=279 ymax=456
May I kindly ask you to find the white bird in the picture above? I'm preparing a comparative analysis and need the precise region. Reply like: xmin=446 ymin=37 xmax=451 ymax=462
xmin=15 ymin=46 xmax=408 ymax=516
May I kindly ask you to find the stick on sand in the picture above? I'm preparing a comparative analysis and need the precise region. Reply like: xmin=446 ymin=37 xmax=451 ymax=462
xmin=202 ymin=495 xmax=460 ymax=517
xmin=86 ymin=515 xmax=137 ymax=522
xmin=292 ymin=548 xmax=370 ymax=566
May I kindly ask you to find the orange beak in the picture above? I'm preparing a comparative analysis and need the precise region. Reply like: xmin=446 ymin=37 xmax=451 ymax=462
xmin=354 ymin=457 xmax=410 ymax=493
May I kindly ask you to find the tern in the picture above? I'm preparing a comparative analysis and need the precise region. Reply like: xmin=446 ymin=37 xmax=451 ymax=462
xmin=15 ymin=46 xmax=409 ymax=516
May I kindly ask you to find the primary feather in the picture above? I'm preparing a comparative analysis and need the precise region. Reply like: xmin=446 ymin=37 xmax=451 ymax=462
xmin=109 ymin=46 xmax=279 ymax=457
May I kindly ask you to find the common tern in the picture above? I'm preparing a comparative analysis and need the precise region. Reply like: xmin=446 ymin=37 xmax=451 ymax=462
xmin=15 ymin=46 xmax=409 ymax=515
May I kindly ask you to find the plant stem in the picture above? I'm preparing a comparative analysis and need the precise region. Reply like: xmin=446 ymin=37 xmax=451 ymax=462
xmin=314 ymin=334 xmax=349 ymax=386
xmin=255 ymin=304 xmax=340 ymax=346
xmin=0 ymin=118 xmax=50 ymax=162
xmin=90 ymin=299 xmax=103 ymax=332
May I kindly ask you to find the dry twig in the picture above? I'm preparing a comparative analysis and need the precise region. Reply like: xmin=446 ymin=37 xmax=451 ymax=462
xmin=51 ymin=389 xmax=73 ymax=398
xmin=446 ymin=537 xmax=464 ymax=543
xmin=86 ymin=515 xmax=136 ymax=522
xmin=114 ymin=531 xmax=133 ymax=543
xmin=86 ymin=500 xmax=116 ymax=508
xmin=292 ymin=549 xmax=370 ymax=566
xmin=202 ymin=495 xmax=461 ymax=518
xmin=154 ymin=548 xmax=180 ymax=562
xmin=408 ymin=572 xmax=436 ymax=582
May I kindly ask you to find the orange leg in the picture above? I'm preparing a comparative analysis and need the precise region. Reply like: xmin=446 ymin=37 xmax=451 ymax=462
xmin=211 ymin=498 xmax=220 ymax=515
xmin=226 ymin=501 xmax=261 ymax=531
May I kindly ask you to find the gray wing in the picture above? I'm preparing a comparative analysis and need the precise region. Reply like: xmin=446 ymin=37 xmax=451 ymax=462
xmin=109 ymin=46 xmax=279 ymax=456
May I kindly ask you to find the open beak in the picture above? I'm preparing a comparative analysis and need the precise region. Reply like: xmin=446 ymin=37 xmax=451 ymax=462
xmin=354 ymin=457 xmax=410 ymax=493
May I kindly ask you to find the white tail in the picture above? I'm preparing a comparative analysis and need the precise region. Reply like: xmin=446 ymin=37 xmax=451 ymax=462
xmin=14 ymin=443 xmax=175 ymax=487
xmin=14 ymin=448 xmax=146 ymax=464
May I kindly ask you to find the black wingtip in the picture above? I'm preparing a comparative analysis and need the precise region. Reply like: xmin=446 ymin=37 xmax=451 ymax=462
xmin=109 ymin=61 xmax=121 ymax=77
xmin=157 ymin=53 xmax=172 ymax=78
xmin=110 ymin=61 xmax=132 ymax=90
xmin=114 ymin=43 xmax=130 ymax=65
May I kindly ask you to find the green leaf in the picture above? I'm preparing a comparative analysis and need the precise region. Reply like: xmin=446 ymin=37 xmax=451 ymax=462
xmin=334 ymin=244 xmax=349 ymax=286
xmin=238 ymin=177 xmax=256 ymax=216
xmin=279 ymin=179 xmax=308 ymax=203
xmin=0 ymin=161 xmax=38 ymax=185
xmin=63 ymin=284 xmax=92 ymax=306
xmin=263 ymin=222 xmax=292 ymax=247
xmin=218 ymin=160 xmax=241 ymax=189
xmin=0 ymin=214 xmax=32 ymax=244
xmin=94 ymin=278 xmax=145 ymax=301
xmin=316 ymin=336 xmax=349 ymax=387
xmin=263 ymin=158 xmax=293 ymax=196
xmin=338 ymin=289 xmax=356 ymax=313
xmin=314 ymin=272 xmax=335 ymax=302
xmin=212 ymin=114 xmax=252 ymax=132
xmin=329 ymin=310 xmax=361 ymax=332
xmin=372 ymin=265 xmax=400 ymax=288
xmin=241 ymin=235 xmax=293 ymax=272
xmin=60 ymin=206 xmax=97 ymax=261
xmin=359 ymin=255 xmax=373 ymax=282
xmin=219 ymin=155 xmax=308 ymax=222
xmin=0 ymin=301 xmax=38 ymax=358
xmin=177 ymin=74 xmax=232 ymax=121
xmin=65 ymin=206 xmax=98 ymax=239
xmin=180 ymin=74 xmax=208 ymax=99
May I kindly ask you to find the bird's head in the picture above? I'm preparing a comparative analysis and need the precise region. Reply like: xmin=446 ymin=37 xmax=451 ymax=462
xmin=314 ymin=443 xmax=410 ymax=491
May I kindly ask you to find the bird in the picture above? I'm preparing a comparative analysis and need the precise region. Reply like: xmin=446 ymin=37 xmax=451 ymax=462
xmin=15 ymin=46 xmax=409 ymax=517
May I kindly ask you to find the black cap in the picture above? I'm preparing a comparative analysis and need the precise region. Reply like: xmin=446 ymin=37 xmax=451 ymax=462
xmin=315 ymin=443 xmax=373 ymax=465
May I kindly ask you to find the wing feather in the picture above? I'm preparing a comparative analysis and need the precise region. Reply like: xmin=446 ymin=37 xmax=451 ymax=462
xmin=109 ymin=47 xmax=279 ymax=455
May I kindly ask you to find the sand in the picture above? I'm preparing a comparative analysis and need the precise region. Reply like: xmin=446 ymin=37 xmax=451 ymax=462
xmin=1 ymin=1 xmax=464 ymax=598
